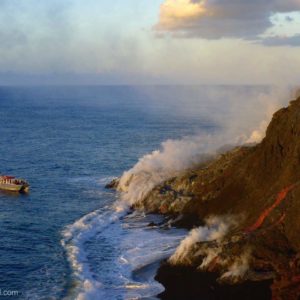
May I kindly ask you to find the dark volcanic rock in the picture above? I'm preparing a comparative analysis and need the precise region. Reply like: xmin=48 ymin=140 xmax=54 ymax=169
xmin=156 ymin=263 xmax=272 ymax=300
xmin=141 ymin=95 xmax=300 ymax=300
xmin=105 ymin=178 xmax=119 ymax=189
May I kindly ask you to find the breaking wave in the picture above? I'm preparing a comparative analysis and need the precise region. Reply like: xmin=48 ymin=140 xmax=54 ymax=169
xmin=61 ymin=184 xmax=186 ymax=299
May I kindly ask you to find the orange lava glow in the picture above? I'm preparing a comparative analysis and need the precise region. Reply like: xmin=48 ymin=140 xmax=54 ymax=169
xmin=245 ymin=185 xmax=294 ymax=234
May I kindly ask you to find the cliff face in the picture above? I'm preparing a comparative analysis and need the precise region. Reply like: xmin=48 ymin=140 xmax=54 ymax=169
xmin=137 ymin=96 xmax=300 ymax=300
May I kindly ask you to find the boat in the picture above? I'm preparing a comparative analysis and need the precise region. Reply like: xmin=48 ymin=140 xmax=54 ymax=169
xmin=0 ymin=175 xmax=30 ymax=193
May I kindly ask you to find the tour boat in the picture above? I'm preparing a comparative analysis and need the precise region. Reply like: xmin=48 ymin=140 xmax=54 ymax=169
xmin=0 ymin=175 xmax=30 ymax=193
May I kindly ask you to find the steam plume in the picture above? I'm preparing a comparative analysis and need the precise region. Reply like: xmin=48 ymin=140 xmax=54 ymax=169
xmin=117 ymin=87 xmax=291 ymax=207
xmin=169 ymin=216 xmax=236 ymax=264
xmin=221 ymin=250 xmax=251 ymax=280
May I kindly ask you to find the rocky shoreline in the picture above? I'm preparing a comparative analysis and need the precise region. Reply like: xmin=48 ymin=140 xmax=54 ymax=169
xmin=108 ymin=95 xmax=300 ymax=300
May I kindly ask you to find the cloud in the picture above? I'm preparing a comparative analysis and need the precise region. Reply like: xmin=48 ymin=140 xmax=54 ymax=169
xmin=155 ymin=0 xmax=300 ymax=42
xmin=0 ymin=0 xmax=73 ymax=54
xmin=0 ymin=0 xmax=152 ymax=78
xmin=157 ymin=0 xmax=207 ymax=29
xmin=285 ymin=16 xmax=294 ymax=22
xmin=262 ymin=34 xmax=300 ymax=46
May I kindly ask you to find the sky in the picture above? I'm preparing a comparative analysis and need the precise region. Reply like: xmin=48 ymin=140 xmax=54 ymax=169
xmin=0 ymin=0 xmax=300 ymax=85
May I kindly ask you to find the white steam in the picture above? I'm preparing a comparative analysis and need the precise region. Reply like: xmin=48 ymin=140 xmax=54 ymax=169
xmin=221 ymin=250 xmax=251 ymax=280
xmin=199 ymin=246 xmax=222 ymax=269
xmin=118 ymin=136 xmax=225 ymax=206
xmin=245 ymin=88 xmax=289 ymax=143
xmin=169 ymin=216 xmax=236 ymax=264
xmin=246 ymin=121 xmax=268 ymax=144
xmin=169 ymin=215 xmax=252 ymax=281
xmin=117 ymin=87 xmax=291 ymax=206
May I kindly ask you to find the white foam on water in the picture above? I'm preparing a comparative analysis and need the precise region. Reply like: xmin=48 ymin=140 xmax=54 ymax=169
xmin=98 ymin=176 xmax=117 ymax=185
xmin=117 ymin=217 xmax=187 ymax=299
xmin=61 ymin=201 xmax=186 ymax=300
xmin=61 ymin=205 xmax=125 ymax=300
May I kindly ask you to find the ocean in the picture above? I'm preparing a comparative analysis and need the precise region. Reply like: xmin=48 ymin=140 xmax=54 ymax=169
xmin=0 ymin=85 xmax=280 ymax=299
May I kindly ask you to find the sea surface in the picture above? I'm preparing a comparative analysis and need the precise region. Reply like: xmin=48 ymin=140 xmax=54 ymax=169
xmin=0 ymin=85 xmax=272 ymax=299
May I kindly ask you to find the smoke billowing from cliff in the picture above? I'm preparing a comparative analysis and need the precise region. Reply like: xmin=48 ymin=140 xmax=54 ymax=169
xmin=117 ymin=87 xmax=291 ymax=207
xmin=168 ymin=215 xmax=252 ymax=282
xmin=118 ymin=136 xmax=220 ymax=206
xmin=221 ymin=250 xmax=251 ymax=280
xmin=169 ymin=216 xmax=237 ymax=264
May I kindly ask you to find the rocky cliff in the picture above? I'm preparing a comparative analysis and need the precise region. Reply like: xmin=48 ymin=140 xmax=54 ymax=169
xmin=109 ymin=95 xmax=300 ymax=300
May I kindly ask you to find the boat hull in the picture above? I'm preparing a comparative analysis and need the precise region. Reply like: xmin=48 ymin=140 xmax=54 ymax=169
xmin=0 ymin=183 xmax=28 ymax=193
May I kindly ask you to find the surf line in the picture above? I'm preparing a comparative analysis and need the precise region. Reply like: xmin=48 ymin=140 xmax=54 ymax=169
xmin=244 ymin=184 xmax=295 ymax=234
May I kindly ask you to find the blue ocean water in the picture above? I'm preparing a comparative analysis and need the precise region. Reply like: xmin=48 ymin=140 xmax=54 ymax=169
xmin=0 ymin=86 xmax=269 ymax=299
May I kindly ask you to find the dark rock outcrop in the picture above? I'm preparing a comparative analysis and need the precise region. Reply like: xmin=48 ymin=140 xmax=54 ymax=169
xmin=155 ymin=263 xmax=272 ymax=300
xmin=105 ymin=178 xmax=119 ymax=189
